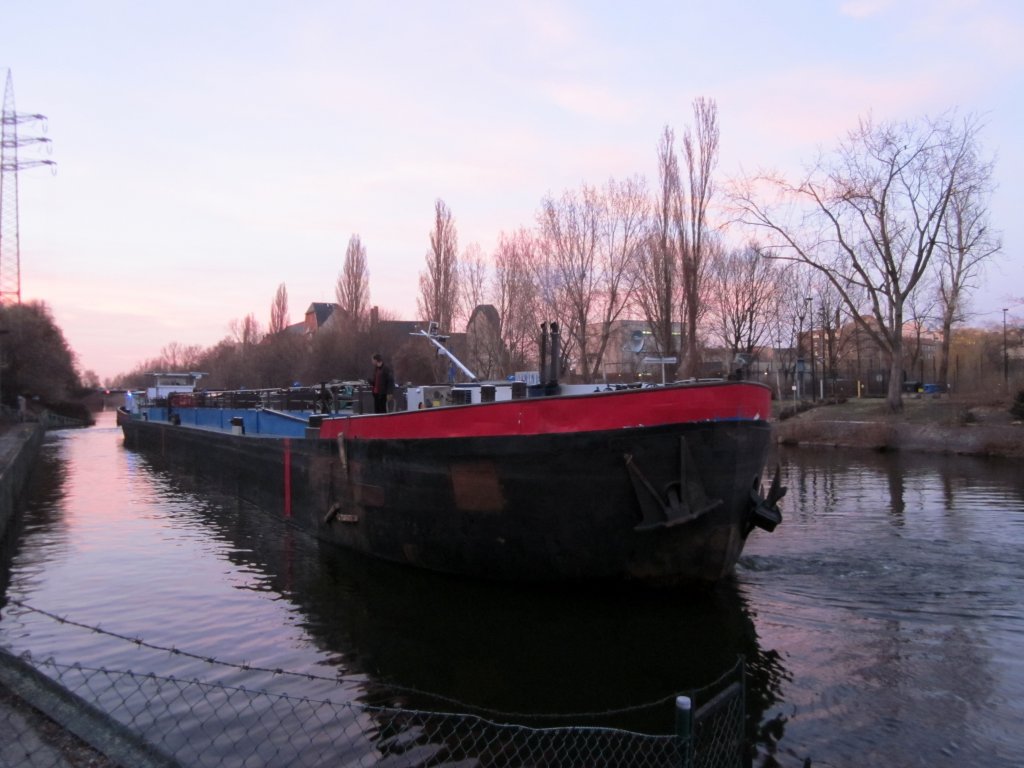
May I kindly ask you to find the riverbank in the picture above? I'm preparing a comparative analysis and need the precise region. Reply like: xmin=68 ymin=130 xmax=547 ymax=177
xmin=0 ymin=423 xmax=44 ymax=546
xmin=773 ymin=394 xmax=1024 ymax=459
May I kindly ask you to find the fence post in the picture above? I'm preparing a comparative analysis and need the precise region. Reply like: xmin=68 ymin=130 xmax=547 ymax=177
xmin=675 ymin=695 xmax=693 ymax=768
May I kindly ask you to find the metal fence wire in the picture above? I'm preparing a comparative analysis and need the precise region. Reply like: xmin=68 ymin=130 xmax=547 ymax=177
xmin=1 ymin=606 xmax=745 ymax=768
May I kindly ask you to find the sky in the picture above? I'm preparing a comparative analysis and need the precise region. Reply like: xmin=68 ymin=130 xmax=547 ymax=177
xmin=2 ymin=0 xmax=1022 ymax=382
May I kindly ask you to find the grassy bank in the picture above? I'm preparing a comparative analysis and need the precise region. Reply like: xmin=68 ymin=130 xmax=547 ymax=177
xmin=772 ymin=393 xmax=1023 ymax=458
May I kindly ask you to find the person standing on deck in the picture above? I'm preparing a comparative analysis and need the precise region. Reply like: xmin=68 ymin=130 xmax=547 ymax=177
xmin=370 ymin=353 xmax=394 ymax=414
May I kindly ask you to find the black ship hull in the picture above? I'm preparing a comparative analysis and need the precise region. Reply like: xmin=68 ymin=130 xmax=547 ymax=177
xmin=120 ymin=381 xmax=780 ymax=586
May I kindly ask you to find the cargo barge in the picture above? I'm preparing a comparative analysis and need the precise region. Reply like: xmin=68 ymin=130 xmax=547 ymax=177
xmin=118 ymin=324 xmax=783 ymax=585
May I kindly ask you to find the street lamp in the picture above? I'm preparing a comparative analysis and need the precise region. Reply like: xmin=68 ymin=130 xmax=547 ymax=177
xmin=1004 ymin=308 xmax=1009 ymax=390
xmin=821 ymin=303 xmax=828 ymax=400
xmin=806 ymin=297 xmax=815 ymax=402
xmin=796 ymin=301 xmax=807 ymax=400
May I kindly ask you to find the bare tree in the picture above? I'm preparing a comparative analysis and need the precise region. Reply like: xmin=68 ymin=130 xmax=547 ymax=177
xmin=229 ymin=314 xmax=262 ymax=347
xmin=536 ymin=185 xmax=601 ymax=379
xmin=258 ymin=331 xmax=307 ymax=389
xmin=707 ymin=242 xmax=777 ymax=362
xmin=537 ymin=178 xmax=644 ymax=383
xmin=269 ymin=283 xmax=289 ymax=335
xmin=263 ymin=284 xmax=308 ymax=387
xmin=634 ymin=126 xmax=684 ymax=360
xmin=769 ymin=265 xmax=819 ymax=400
xmin=336 ymin=235 xmax=371 ymax=332
xmin=159 ymin=341 xmax=205 ymax=371
xmin=587 ymin=175 xmax=648 ymax=381
xmin=680 ymin=97 xmax=719 ymax=379
xmin=464 ymin=305 xmax=504 ymax=380
xmin=936 ymin=151 xmax=1001 ymax=387
xmin=221 ymin=313 xmax=262 ymax=387
xmin=494 ymin=228 xmax=541 ymax=373
xmin=191 ymin=339 xmax=240 ymax=390
xmin=458 ymin=242 xmax=489 ymax=329
xmin=902 ymin=275 xmax=939 ymax=387
xmin=417 ymin=199 xmax=460 ymax=332
xmin=807 ymin=275 xmax=856 ymax=399
xmin=734 ymin=112 xmax=983 ymax=411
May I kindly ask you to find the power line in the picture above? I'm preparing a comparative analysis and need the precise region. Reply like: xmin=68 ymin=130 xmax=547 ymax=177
xmin=0 ymin=68 xmax=56 ymax=305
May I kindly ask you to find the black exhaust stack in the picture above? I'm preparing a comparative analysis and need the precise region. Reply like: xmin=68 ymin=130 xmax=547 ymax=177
xmin=530 ymin=321 xmax=561 ymax=397
xmin=538 ymin=322 xmax=548 ymax=386
xmin=548 ymin=322 xmax=560 ymax=385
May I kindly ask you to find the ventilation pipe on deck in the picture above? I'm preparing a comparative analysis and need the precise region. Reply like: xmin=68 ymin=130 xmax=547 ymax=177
xmin=538 ymin=322 xmax=549 ymax=387
xmin=548 ymin=322 xmax=560 ymax=385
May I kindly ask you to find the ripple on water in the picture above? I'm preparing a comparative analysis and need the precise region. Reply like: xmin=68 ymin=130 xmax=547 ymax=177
xmin=3 ymin=415 xmax=1024 ymax=768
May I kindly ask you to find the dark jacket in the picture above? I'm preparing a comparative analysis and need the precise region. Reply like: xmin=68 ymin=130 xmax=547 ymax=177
xmin=371 ymin=363 xmax=394 ymax=396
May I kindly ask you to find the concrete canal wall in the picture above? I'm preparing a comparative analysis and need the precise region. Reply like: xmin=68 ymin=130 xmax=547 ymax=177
xmin=0 ymin=423 xmax=45 ymax=543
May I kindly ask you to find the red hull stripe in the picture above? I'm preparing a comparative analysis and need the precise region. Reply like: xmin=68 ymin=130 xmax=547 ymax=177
xmin=318 ymin=382 xmax=771 ymax=441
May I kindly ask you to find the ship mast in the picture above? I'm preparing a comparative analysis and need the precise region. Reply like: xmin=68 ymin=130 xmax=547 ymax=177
xmin=412 ymin=322 xmax=478 ymax=382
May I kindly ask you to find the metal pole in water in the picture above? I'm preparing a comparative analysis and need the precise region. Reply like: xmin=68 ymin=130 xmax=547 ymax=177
xmin=283 ymin=438 xmax=292 ymax=518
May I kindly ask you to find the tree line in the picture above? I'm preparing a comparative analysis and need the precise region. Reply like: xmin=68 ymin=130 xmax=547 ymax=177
xmin=117 ymin=99 xmax=1008 ymax=412
xmin=0 ymin=301 xmax=90 ymax=417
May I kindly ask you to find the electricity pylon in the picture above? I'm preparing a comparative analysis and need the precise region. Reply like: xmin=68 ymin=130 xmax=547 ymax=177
xmin=0 ymin=69 xmax=55 ymax=305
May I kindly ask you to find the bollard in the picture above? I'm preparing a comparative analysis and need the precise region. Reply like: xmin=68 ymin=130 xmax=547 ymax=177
xmin=675 ymin=695 xmax=693 ymax=768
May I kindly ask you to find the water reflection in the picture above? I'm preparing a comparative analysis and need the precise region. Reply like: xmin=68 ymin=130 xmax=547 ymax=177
xmin=741 ymin=446 xmax=1024 ymax=767
xmin=0 ymin=439 xmax=72 ymax=600
xmin=774 ymin=445 xmax=1024 ymax=520
xmin=152 ymin=458 xmax=783 ymax=736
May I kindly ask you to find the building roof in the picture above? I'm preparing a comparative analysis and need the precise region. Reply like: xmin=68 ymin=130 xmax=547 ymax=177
xmin=305 ymin=302 xmax=337 ymax=328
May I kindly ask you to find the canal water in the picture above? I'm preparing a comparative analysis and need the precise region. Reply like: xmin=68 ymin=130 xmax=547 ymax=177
xmin=1 ymin=411 xmax=1022 ymax=767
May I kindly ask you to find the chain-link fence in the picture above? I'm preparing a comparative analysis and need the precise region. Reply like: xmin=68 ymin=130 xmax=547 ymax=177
xmin=1 ymin=601 xmax=745 ymax=768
